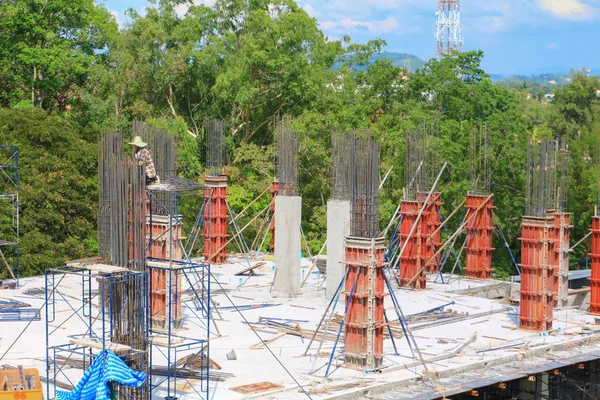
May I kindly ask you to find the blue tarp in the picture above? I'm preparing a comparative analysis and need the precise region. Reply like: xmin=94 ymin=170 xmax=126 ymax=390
xmin=56 ymin=350 xmax=146 ymax=400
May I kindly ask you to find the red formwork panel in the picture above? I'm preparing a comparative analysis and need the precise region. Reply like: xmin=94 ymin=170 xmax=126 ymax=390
xmin=269 ymin=180 xmax=279 ymax=253
xmin=203 ymin=175 xmax=228 ymax=264
xmin=344 ymin=237 xmax=386 ymax=370
xmin=417 ymin=192 xmax=442 ymax=273
xmin=146 ymin=198 xmax=184 ymax=329
xmin=398 ymin=201 xmax=427 ymax=289
xmin=519 ymin=216 xmax=555 ymax=331
xmin=149 ymin=267 xmax=184 ymax=329
xmin=548 ymin=212 xmax=571 ymax=306
xmin=464 ymin=194 xmax=495 ymax=279
xmin=590 ymin=217 xmax=600 ymax=314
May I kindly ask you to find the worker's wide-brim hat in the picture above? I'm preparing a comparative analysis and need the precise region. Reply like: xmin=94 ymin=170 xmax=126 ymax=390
xmin=128 ymin=136 xmax=147 ymax=148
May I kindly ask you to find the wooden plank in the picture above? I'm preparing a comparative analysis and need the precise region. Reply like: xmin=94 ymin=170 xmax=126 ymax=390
xmin=250 ymin=332 xmax=287 ymax=349
xmin=150 ymin=335 xmax=185 ymax=347
xmin=69 ymin=338 xmax=131 ymax=353
xmin=482 ymin=335 xmax=508 ymax=341
xmin=234 ymin=262 xmax=266 ymax=276
xmin=82 ymin=264 xmax=130 ymax=274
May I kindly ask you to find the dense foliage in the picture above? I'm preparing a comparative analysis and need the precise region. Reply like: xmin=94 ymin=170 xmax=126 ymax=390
xmin=0 ymin=0 xmax=599 ymax=279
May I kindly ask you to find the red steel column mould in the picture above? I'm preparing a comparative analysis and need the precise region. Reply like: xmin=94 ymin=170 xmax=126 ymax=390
xmin=417 ymin=192 xmax=442 ymax=273
xmin=344 ymin=237 xmax=386 ymax=370
xmin=203 ymin=174 xmax=228 ymax=264
xmin=146 ymin=195 xmax=184 ymax=329
xmin=269 ymin=180 xmax=279 ymax=253
xmin=590 ymin=216 xmax=600 ymax=314
xmin=519 ymin=216 xmax=555 ymax=331
xmin=549 ymin=211 xmax=571 ymax=307
xmin=464 ymin=194 xmax=495 ymax=279
xmin=398 ymin=200 xmax=427 ymax=289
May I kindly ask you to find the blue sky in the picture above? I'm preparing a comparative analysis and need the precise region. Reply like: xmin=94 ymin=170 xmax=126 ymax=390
xmin=101 ymin=0 xmax=600 ymax=76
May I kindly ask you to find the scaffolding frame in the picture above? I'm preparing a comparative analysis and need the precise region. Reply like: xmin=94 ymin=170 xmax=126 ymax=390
xmin=0 ymin=146 xmax=19 ymax=285
xmin=146 ymin=187 xmax=212 ymax=400
xmin=45 ymin=265 xmax=149 ymax=400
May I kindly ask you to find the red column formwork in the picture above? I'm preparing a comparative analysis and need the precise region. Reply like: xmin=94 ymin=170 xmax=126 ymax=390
xmin=590 ymin=217 xmax=600 ymax=314
xmin=417 ymin=192 xmax=442 ymax=273
xmin=344 ymin=237 xmax=387 ymax=370
xmin=464 ymin=194 xmax=495 ymax=279
xmin=269 ymin=180 xmax=279 ymax=253
xmin=519 ymin=216 xmax=556 ymax=331
xmin=203 ymin=175 xmax=228 ymax=264
xmin=548 ymin=212 xmax=571 ymax=307
xmin=146 ymin=198 xmax=184 ymax=329
xmin=398 ymin=201 xmax=428 ymax=289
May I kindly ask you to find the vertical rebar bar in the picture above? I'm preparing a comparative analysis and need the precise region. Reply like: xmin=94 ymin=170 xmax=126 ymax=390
xmin=526 ymin=137 xmax=564 ymax=217
xmin=206 ymin=120 xmax=225 ymax=177
xmin=349 ymin=132 xmax=380 ymax=238
xmin=404 ymin=120 xmax=438 ymax=200
xmin=275 ymin=117 xmax=299 ymax=196
xmin=469 ymin=123 xmax=491 ymax=195
xmin=331 ymin=132 xmax=351 ymax=201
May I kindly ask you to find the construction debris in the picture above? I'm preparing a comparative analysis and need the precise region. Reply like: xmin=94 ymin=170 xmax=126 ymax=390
xmin=230 ymin=381 xmax=283 ymax=394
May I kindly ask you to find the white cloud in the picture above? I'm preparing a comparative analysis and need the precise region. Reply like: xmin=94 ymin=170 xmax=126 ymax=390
xmin=175 ymin=0 xmax=216 ymax=17
xmin=537 ymin=0 xmax=598 ymax=21
xmin=546 ymin=42 xmax=560 ymax=50
xmin=110 ymin=10 xmax=124 ymax=27
xmin=321 ymin=16 xmax=400 ymax=35
xmin=302 ymin=3 xmax=318 ymax=18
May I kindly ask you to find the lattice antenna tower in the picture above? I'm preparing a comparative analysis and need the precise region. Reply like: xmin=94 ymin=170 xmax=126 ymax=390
xmin=206 ymin=119 xmax=225 ymax=177
xmin=349 ymin=132 xmax=380 ymax=238
xmin=275 ymin=116 xmax=299 ymax=196
xmin=436 ymin=0 xmax=464 ymax=59
xmin=469 ymin=123 xmax=491 ymax=195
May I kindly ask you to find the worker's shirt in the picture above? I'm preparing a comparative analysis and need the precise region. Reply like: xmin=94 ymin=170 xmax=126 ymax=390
xmin=135 ymin=149 xmax=157 ymax=179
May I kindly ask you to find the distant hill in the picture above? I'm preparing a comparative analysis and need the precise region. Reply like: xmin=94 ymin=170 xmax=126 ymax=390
xmin=376 ymin=52 xmax=427 ymax=72
xmin=334 ymin=52 xmax=427 ymax=73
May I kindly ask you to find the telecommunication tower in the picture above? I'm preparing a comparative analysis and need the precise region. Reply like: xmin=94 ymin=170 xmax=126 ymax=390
xmin=436 ymin=0 xmax=463 ymax=58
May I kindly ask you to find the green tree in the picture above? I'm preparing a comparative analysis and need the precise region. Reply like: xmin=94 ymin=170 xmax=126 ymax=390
xmin=0 ymin=108 xmax=98 ymax=275
xmin=0 ymin=0 xmax=115 ymax=110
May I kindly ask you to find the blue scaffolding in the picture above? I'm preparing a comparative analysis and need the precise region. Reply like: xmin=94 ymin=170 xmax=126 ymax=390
xmin=146 ymin=185 xmax=212 ymax=400
xmin=45 ymin=264 xmax=149 ymax=400
xmin=0 ymin=145 xmax=19 ymax=286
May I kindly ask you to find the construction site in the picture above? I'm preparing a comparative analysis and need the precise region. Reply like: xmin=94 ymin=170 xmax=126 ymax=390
xmin=1 ymin=114 xmax=600 ymax=400
xmin=1 ymin=2 xmax=600 ymax=400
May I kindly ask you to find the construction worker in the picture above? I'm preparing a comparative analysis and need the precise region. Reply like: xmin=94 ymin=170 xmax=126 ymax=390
xmin=129 ymin=136 xmax=160 ymax=185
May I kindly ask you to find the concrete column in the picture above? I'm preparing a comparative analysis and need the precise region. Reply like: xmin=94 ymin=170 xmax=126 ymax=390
xmin=273 ymin=195 xmax=301 ymax=296
xmin=326 ymin=200 xmax=351 ymax=299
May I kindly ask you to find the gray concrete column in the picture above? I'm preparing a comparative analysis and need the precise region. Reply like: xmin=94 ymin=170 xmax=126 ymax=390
xmin=326 ymin=200 xmax=351 ymax=299
xmin=273 ymin=195 xmax=302 ymax=296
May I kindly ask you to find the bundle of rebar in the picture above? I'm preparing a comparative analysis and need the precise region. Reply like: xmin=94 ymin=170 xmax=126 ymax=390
xmin=525 ymin=137 xmax=565 ymax=217
xmin=469 ymin=123 xmax=491 ymax=195
xmin=275 ymin=117 xmax=299 ymax=196
xmin=98 ymin=132 xmax=146 ymax=270
xmin=331 ymin=133 xmax=351 ymax=201
xmin=349 ymin=133 xmax=380 ymax=238
xmin=206 ymin=120 xmax=225 ymax=177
